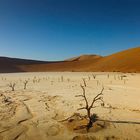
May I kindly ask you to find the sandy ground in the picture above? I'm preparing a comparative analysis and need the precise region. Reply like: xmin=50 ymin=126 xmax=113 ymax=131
xmin=0 ymin=72 xmax=140 ymax=140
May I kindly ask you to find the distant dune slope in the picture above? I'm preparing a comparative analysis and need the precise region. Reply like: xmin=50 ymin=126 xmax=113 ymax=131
xmin=0 ymin=47 xmax=140 ymax=73
xmin=0 ymin=57 xmax=47 ymax=73
xmin=65 ymin=54 xmax=102 ymax=61
xmin=19 ymin=54 xmax=102 ymax=72
xmin=86 ymin=47 xmax=140 ymax=72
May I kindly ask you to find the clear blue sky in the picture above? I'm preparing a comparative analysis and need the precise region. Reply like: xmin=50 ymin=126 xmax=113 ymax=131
xmin=0 ymin=0 xmax=140 ymax=61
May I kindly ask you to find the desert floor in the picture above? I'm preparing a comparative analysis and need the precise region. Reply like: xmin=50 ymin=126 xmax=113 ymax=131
xmin=0 ymin=72 xmax=140 ymax=140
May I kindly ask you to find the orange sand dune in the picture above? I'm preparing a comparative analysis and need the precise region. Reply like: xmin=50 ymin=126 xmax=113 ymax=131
xmin=19 ymin=54 xmax=102 ymax=72
xmin=86 ymin=47 xmax=140 ymax=72
xmin=0 ymin=47 xmax=140 ymax=73
xmin=65 ymin=54 xmax=102 ymax=61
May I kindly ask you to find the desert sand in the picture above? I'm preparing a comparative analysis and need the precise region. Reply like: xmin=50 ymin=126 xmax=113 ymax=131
xmin=0 ymin=72 xmax=140 ymax=140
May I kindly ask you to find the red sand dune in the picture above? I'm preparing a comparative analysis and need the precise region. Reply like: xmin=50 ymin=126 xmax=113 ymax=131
xmin=86 ymin=47 xmax=140 ymax=72
xmin=0 ymin=47 xmax=140 ymax=73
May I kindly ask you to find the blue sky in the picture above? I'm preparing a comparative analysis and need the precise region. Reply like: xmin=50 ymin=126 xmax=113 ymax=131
xmin=0 ymin=0 xmax=140 ymax=61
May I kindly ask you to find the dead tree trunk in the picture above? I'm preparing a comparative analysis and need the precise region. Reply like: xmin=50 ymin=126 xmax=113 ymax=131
xmin=24 ymin=80 xmax=28 ymax=90
xmin=82 ymin=78 xmax=87 ymax=87
xmin=77 ymin=85 xmax=104 ymax=131
xmin=8 ymin=83 xmax=16 ymax=91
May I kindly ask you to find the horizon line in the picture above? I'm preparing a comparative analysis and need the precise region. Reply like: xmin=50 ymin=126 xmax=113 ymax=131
xmin=0 ymin=46 xmax=139 ymax=62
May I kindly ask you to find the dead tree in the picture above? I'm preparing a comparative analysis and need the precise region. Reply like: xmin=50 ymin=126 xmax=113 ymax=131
xmin=120 ymin=75 xmax=127 ymax=80
xmin=88 ymin=76 xmax=91 ymax=81
xmin=114 ymin=75 xmax=116 ymax=80
xmin=107 ymin=74 xmax=110 ymax=79
xmin=67 ymin=78 xmax=70 ymax=82
xmin=2 ymin=94 xmax=12 ymax=104
xmin=23 ymin=80 xmax=29 ymax=90
xmin=45 ymin=102 xmax=50 ymax=111
xmin=61 ymin=76 xmax=64 ymax=82
xmin=82 ymin=78 xmax=87 ymax=87
xmin=92 ymin=74 xmax=96 ymax=79
xmin=8 ymin=83 xmax=16 ymax=91
xmin=77 ymin=85 xmax=104 ymax=131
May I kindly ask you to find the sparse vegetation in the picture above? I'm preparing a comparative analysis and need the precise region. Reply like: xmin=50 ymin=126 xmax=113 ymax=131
xmin=1 ymin=72 xmax=140 ymax=139
xmin=61 ymin=76 xmax=64 ymax=82
xmin=8 ymin=82 xmax=16 ymax=91
xmin=107 ymin=74 xmax=110 ymax=79
xmin=92 ymin=74 xmax=96 ymax=79
xmin=23 ymin=80 xmax=29 ymax=90
xmin=76 ymin=85 xmax=104 ymax=131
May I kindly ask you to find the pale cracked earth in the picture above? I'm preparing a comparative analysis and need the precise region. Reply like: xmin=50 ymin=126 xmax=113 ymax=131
xmin=0 ymin=72 xmax=140 ymax=140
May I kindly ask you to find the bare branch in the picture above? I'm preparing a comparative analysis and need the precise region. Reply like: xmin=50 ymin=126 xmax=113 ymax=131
xmin=76 ymin=85 xmax=105 ymax=132
xmin=90 ymin=106 xmax=99 ymax=109
xmin=77 ymin=107 xmax=87 ymax=110
xmin=75 ymin=95 xmax=84 ymax=97
xmin=92 ymin=74 xmax=96 ymax=79
xmin=82 ymin=78 xmax=87 ymax=87
xmin=59 ymin=113 xmax=86 ymax=122
xmin=90 ymin=88 xmax=104 ymax=109
xmin=94 ymin=88 xmax=104 ymax=100
xmin=45 ymin=103 xmax=50 ymax=111
xmin=80 ymin=85 xmax=88 ymax=108
xmin=8 ymin=83 xmax=16 ymax=91
xmin=23 ymin=80 xmax=29 ymax=90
